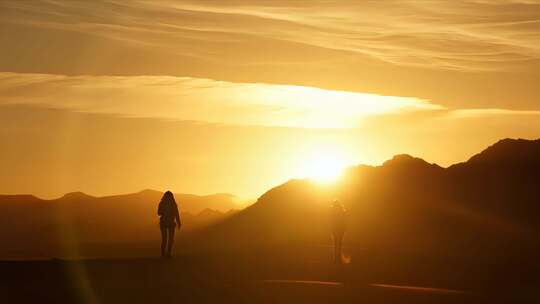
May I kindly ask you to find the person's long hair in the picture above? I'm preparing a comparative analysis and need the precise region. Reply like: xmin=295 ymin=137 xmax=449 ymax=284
xmin=160 ymin=190 xmax=176 ymax=205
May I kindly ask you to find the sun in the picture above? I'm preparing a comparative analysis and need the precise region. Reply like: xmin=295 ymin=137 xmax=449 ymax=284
xmin=298 ymin=150 xmax=349 ymax=183
xmin=307 ymin=157 xmax=344 ymax=182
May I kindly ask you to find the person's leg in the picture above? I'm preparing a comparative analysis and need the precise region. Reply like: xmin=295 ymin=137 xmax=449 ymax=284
xmin=167 ymin=226 xmax=175 ymax=257
xmin=336 ymin=234 xmax=343 ymax=264
xmin=160 ymin=226 xmax=167 ymax=258
xmin=333 ymin=233 xmax=338 ymax=263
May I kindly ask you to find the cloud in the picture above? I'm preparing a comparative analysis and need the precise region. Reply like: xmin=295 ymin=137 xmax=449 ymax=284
xmin=1 ymin=0 xmax=539 ymax=71
xmin=0 ymin=72 xmax=443 ymax=128
xmin=449 ymin=108 xmax=540 ymax=118
xmin=1 ymin=72 xmax=539 ymax=130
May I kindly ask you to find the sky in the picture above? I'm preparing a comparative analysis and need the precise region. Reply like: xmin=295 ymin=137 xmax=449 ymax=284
xmin=0 ymin=0 xmax=539 ymax=199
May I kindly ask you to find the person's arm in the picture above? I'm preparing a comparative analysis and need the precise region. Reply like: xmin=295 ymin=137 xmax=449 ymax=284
xmin=175 ymin=204 xmax=181 ymax=230
xmin=157 ymin=201 xmax=163 ymax=216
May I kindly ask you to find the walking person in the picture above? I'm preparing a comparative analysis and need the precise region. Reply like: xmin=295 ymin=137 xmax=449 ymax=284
xmin=158 ymin=191 xmax=181 ymax=258
xmin=331 ymin=199 xmax=347 ymax=264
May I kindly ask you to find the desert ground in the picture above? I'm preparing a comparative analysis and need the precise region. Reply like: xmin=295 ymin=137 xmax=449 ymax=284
xmin=2 ymin=243 xmax=538 ymax=304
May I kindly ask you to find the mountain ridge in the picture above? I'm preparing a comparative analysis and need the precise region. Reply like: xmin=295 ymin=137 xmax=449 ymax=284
xmin=0 ymin=190 xmax=242 ymax=205
xmin=3 ymin=137 xmax=536 ymax=201
xmin=195 ymin=137 xmax=540 ymax=256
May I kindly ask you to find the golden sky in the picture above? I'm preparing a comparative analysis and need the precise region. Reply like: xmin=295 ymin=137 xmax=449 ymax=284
xmin=1 ymin=0 xmax=539 ymax=198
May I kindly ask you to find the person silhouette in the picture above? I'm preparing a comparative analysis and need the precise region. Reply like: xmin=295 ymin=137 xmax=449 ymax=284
xmin=331 ymin=199 xmax=347 ymax=264
xmin=157 ymin=191 xmax=181 ymax=258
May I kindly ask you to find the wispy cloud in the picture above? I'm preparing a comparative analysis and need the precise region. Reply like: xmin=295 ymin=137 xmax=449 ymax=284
xmin=1 ymin=0 xmax=539 ymax=71
xmin=449 ymin=108 xmax=540 ymax=118
xmin=1 ymin=72 xmax=538 ymax=129
xmin=0 ymin=72 xmax=443 ymax=128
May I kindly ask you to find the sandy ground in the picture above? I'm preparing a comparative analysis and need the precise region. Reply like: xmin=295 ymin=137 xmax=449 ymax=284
xmin=1 ymin=245 xmax=539 ymax=304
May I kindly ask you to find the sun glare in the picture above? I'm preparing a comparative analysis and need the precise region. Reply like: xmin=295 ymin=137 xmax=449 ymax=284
xmin=298 ymin=149 xmax=350 ymax=183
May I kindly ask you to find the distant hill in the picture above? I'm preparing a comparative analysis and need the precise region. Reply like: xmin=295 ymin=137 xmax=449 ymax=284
xmin=196 ymin=138 xmax=540 ymax=258
xmin=105 ymin=189 xmax=243 ymax=213
xmin=0 ymin=190 xmax=243 ymax=258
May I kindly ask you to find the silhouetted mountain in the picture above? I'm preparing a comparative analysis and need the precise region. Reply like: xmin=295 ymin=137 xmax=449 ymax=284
xmin=464 ymin=138 xmax=540 ymax=164
xmin=382 ymin=154 xmax=442 ymax=170
xmin=197 ymin=138 xmax=540 ymax=259
xmin=59 ymin=191 xmax=96 ymax=202
xmin=176 ymin=193 xmax=241 ymax=213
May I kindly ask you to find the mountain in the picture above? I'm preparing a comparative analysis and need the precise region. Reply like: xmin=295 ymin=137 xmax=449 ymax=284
xmin=462 ymin=138 xmax=540 ymax=165
xmin=109 ymin=189 xmax=242 ymax=213
xmin=0 ymin=190 xmax=242 ymax=258
xmin=60 ymin=191 xmax=96 ymax=201
xmin=195 ymin=138 xmax=540 ymax=259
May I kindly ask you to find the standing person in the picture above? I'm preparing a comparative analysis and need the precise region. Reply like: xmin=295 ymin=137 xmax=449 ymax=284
xmin=331 ymin=199 xmax=347 ymax=264
xmin=158 ymin=191 xmax=181 ymax=258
